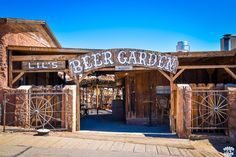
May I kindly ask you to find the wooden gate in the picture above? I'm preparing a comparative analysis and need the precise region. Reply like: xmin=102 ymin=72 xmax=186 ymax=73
xmin=2 ymin=87 xmax=71 ymax=132
xmin=184 ymin=89 xmax=231 ymax=134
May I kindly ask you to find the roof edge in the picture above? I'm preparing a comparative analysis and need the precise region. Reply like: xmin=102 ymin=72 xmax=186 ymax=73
xmin=0 ymin=18 xmax=45 ymax=24
xmin=0 ymin=18 xmax=61 ymax=48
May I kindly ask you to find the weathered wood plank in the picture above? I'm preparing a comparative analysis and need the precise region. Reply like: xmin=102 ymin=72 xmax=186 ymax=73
xmin=178 ymin=65 xmax=236 ymax=69
xmin=12 ymin=55 xmax=76 ymax=61
xmin=7 ymin=45 xmax=91 ymax=54
xmin=13 ymin=69 xmax=69 ymax=73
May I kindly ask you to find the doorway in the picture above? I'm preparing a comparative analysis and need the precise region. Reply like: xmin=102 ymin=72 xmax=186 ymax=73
xmin=79 ymin=70 xmax=174 ymax=137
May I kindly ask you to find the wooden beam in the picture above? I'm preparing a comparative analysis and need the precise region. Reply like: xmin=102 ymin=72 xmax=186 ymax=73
xmin=224 ymin=67 xmax=236 ymax=80
xmin=8 ymin=50 xmax=13 ymax=87
xmin=173 ymin=68 xmax=185 ymax=81
xmin=178 ymin=65 xmax=236 ymax=69
xmin=158 ymin=70 xmax=171 ymax=81
xmin=7 ymin=45 xmax=93 ymax=54
xmin=12 ymin=72 xmax=24 ymax=84
xmin=13 ymin=69 xmax=69 ymax=73
xmin=12 ymin=55 xmax=77 ymax=61
xmin=172 ymin=51 xmax=236 ymax=58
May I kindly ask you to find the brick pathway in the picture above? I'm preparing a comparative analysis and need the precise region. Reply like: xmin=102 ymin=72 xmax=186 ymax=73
xmin=0 ymin=133 xmax=222 ymax=157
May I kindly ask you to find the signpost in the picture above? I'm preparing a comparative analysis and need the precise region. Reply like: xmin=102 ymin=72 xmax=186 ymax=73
xmin=69 ymin=49 xmax=179 ymax=78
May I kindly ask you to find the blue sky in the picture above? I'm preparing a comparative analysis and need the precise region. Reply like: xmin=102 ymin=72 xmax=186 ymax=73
xmin=1 ymin=0 xmax=236 ymax=52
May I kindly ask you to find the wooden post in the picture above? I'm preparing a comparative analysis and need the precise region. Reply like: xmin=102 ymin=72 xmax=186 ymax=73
xmin=8 ymin=50 xmax=13 ymax=88
xmin=75 ymin=71 xmax=92 ymax=130
xmin=170 ymin=74 xmax=175 ymax=132
xmin=100 ymin=87 xmax=103 ymax=109
xmin=96 ymin=84 xmax=99 ymax=114
xmin=46 ymin=72 xmax=49 ymax=85
xmin=76 ymin=82 xmax=80 ymax=131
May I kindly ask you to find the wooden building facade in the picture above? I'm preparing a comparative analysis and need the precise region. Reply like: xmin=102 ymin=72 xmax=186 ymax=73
xmin=0 ymin=18 xmax=236 ymax=144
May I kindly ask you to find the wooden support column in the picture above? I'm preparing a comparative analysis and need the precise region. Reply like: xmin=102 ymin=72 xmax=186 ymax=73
xmin=96 ymin=84 xmax=99 ymax=114
xmin=75 ymin=71 xmax=92 ymax=131
xmin=8 ymin=50 xmax=13 ymax=87
xmin=157 ymin=69 xmax=177 ymax=132
xmin=76 ymin=81 xmax=80 ymax=131
xmin=100 ymin=87 xmax=103 ymax=108
xmin=170 ymin=74 xmax=175 ymax=132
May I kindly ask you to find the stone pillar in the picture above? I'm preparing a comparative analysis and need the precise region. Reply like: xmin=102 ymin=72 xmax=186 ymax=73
xmin=176 ymin=84 xmax=192 ymax=138
xmin=17 ymin=86 xmax=32 ymax=128
xmin=63 ymin=85 xmax=76 ymax=132
xmin=226 ymin=87 xmax=236 ymax=146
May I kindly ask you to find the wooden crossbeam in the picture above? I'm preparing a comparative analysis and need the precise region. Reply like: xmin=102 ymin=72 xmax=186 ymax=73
xmin=158 ymin=70 xmax=171 ymax=81
xmin=224 ymin=67 xmax=236 ymax=81
xmin=12 ymin=55 xmax=77 ymax=61
xmin=173 ymin=68 xmax=185 ymax=81
xmin=12 ymin=72 xmax=25 ymax=84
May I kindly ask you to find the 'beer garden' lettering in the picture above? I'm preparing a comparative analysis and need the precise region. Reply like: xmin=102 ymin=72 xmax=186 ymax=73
xmin=69 ymin=50 xmax=179 ymax=78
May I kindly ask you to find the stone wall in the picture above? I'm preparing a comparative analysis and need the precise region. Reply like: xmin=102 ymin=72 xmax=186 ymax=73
xmin=0 ymin=22 xmax=58 ymax=87
xmin=226 ymin=87 xmax=236 ymax=146
xmin=63 ymin=85 xmax=76 ymax=132
xmin=0 ymin=86 xmax=30 ymax=127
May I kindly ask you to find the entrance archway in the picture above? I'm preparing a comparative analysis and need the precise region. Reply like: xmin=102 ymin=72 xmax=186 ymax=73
xmin=69 ymin=49 xmax=179 ymax=132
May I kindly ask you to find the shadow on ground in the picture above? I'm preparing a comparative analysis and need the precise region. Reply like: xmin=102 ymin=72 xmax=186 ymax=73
xmin=80 ymin=110 xmax=177 ymax=138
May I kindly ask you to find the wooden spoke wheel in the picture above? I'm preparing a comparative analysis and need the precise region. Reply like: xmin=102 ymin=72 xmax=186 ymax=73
xmin=199 ymin=93 xmax=229 ymax=126
xmin=29 ymin=96 xmax=53 ymax=128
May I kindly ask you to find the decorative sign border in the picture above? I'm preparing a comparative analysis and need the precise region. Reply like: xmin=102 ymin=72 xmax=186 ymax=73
xmin=69 ymin=49 xmax=179 ymax=79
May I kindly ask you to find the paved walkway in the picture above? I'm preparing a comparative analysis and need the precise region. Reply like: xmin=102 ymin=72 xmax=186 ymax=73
xmin=0 ymin=132 xmax=222 ymax=157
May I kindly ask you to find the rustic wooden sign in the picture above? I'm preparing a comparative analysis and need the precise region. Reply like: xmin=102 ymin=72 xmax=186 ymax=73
xmin=22 ymin=61 xmax=66 ymax=70
xmin=69 ymin=49 xmax=179 ymax=78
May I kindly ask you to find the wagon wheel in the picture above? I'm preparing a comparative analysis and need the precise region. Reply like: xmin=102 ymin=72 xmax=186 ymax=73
xmin=199 ymin=93 xmax=229 ymax=126
xmin=29 ymin=96 xmax=53 ymax=128
xmin=155 ymin=96 xmax=169 ymax=123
